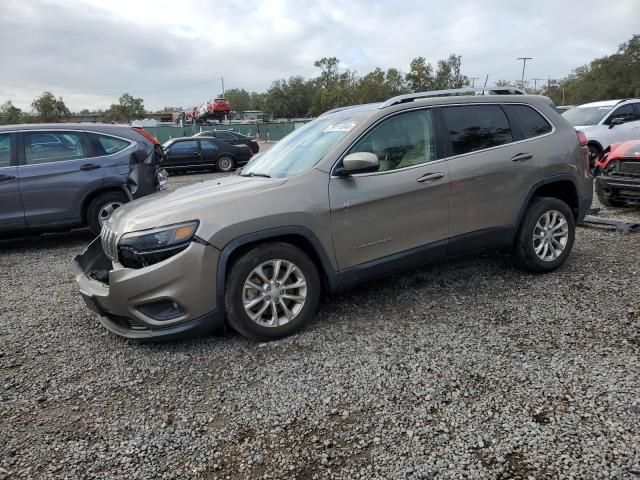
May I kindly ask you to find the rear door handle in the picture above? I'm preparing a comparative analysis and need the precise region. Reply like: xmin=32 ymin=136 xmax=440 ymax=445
xmin=417 ymin=172 xmax=445 ymax=183
xmin=0 ymin=174 xmax=16 ymax=181
xmin=80 ymin=163 xmax=101 ymax=171
xmin=511 ymin=153 xmax=533 ymax=162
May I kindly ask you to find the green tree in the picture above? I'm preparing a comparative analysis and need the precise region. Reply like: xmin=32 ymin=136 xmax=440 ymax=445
xmin=249 ymin=92 xmax=265 ymax=111
xmin=314 ymin=57 xmax=340 ymax=90
xmin=104 ymin=93 xmax=145 ymax=122
xmin=31 ymin=92 xmax=70 ymax=122
xmin=405 ymin=57 xmax=434 ymax=92
xmin=433 ymin=54 xmax=469 ymax=89
xmin=0 ymin=101 xmax=25 ymax=124
xmin=385 ymin=68 xmax=408 ymax=96
xmin=263 ymin=76 xmax=315 ymax=118
xmin=225 ymin=88 xmax=251 ymax=115
xmin=356 ymin=68 xmax=391 ymax=103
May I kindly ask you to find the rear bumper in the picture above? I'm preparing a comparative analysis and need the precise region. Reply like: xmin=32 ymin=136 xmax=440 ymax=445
xmin=73 ymin=238 xmax=224 ymax=341
xmin=596 ymin=175 xmax=640 ymax=203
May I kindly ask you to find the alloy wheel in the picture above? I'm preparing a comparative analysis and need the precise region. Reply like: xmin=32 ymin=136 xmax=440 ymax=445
xmin=98 ymin=202 xmax=123 ymax=226
xmin=533 ymin=210 xmax=569 ymax=262
xmin=242 ymin=259 xmax=307 ymax=327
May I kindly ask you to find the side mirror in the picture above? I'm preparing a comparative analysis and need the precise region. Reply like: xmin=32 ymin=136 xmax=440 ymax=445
xmin=337 ymin=152 xmax=380 ymax=176
xmin=608 ymin=116 xmax=626 ymax=129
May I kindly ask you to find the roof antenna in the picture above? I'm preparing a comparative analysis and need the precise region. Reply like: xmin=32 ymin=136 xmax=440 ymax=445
xmin=482 ymin=74 xmax=489 ymax=95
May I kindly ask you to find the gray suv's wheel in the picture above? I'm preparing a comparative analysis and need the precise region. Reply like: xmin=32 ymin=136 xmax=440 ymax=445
xmin=87 ymin=191 xmax=128 ymax=236
xmin=513 ymin=197 xmax=575 ymax=273
xmin=224 ymin=242 xmax=320 ymax=340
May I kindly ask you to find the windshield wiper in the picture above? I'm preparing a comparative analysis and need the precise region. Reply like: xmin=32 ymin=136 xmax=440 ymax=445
xmin=241 ymin=172 xmax=271 ymax=178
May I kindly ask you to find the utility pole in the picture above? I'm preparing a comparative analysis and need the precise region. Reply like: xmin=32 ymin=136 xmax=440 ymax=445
xmin=221 ymin=76 xmax=225 ymax=97
xmin=469 ymin=77 xmax=480 ymax=88
xmin=517 ymin=57 xmax=532 ymax=88
xmin=532 ymin=78 xmax=545 ymax=92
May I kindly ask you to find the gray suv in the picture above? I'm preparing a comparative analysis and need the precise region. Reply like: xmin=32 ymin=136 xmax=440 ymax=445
xmin=74 ymin=91 xmax=593 ymax=341
xmin=0 ymin=124 xmax=165 ymax=236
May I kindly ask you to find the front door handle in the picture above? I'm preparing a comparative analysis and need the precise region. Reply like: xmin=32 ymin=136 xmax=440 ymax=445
xmin=0 ymin=174 xmax=16 ymax=181
xmin=417 ymin=172 xmax=445 ymax=183
xmin=80 ymin=163 xmax=101 ymax=171
xmin=511 ymin=153 xmax=533 ymax=162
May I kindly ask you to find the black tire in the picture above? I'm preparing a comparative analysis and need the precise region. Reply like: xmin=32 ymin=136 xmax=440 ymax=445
xmin=224 ymin=242 xmax=321 ymax=340
xmin=596 ymin=181 xmax=627 ymax=208
xmin=217 ymin=156 xmax=235 ymax=173
xmin=512 ymin=197 xmax=576 ymax=273
xmin=87 ymin=191 xmax=128 ymax=236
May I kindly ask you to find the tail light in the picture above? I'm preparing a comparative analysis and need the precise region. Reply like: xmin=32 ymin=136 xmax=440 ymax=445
xmin=576 ymin=130 xmax=588 ymax=147
xmin=132 ymin=127 xmax=159 ymax=145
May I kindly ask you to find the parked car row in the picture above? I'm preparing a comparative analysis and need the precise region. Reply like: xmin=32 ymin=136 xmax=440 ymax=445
xmin=161 ymin=130 xmax=258 ymax=173
xmin=73 ymin=88 xmax=593 ymax=342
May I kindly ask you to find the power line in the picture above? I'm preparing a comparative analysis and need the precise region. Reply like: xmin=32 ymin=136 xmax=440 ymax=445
xmin=0 ymin=77 xmax=225 ymax=97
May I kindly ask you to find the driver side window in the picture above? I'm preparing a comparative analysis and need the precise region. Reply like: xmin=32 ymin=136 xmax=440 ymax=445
xmin=348 ymin=109 xmax=436 ymax=172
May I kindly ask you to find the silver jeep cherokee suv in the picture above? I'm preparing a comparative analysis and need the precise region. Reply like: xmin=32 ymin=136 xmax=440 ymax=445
xmin=74 ymin=89 xmax=593 ymax=341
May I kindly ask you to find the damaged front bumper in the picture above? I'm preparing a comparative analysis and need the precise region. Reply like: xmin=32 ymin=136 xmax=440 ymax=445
xmin=596 ymin=174 xmax=640 ymax=204
xmin=72 ymin=238 xmax=224 ymax=341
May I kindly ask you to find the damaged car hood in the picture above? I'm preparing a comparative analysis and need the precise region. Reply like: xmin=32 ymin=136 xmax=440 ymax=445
xmin=109 ymin=175 xmax=287 ymax=234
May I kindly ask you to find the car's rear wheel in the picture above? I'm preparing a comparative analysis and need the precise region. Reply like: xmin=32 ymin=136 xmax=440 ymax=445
xmin=512 ymin=197 xmax=575 ymax=273
xmin=217 ymin=156 xmax=235 ymax=172
xmin=87 ymin=191 xmax=128 ymax=236
xmin=224 ymin=242 xmax=321 ymax=340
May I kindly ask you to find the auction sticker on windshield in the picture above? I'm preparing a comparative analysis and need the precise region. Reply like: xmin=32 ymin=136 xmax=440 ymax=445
xmin=323 ymin=121 xmax=357 ymax=133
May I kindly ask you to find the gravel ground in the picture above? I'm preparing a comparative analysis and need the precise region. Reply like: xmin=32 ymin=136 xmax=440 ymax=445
xmin=1 ymin=175 xmax=639 ymax=479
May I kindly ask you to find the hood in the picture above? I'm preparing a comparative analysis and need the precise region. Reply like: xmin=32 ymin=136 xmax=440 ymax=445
xmin=595 ymin=140 xmax=640 ymax=169
xmin=109 ymin=175 xmax=287 ymax=234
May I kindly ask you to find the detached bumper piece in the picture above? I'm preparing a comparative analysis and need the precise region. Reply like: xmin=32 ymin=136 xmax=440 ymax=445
xmin=73 ymin=238 xmax=224 ymax=341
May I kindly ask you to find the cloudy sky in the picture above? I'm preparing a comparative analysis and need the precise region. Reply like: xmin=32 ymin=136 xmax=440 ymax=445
xmin=0 ymin=0 xmax=637 ymax=112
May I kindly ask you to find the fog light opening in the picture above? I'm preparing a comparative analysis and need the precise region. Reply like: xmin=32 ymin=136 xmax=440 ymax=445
xmin=137 ymin=300 xmax=186 ymax=321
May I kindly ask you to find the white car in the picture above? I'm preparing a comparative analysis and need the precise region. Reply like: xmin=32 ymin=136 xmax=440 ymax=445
xmin=562 ymin=99 xmax=640 ymax=167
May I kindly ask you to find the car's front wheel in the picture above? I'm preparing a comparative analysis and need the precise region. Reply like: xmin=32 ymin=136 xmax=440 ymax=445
xmin=512 ymin=197 xmax=575 ymax=273
xmin=217 ymin=156 xmax=235 ymax=172
xmin=224 ymin=242 xmax=321 ymax=340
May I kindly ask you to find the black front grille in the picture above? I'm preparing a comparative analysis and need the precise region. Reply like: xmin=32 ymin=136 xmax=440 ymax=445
xmin=620 ymin=161 xmax=640 ymax=176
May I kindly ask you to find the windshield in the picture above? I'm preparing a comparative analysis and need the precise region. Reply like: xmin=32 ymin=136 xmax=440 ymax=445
xmin=562 ymin=106 xmax=613 ymax=126
xmin=241 ymin=110 xmax=372 ymax=178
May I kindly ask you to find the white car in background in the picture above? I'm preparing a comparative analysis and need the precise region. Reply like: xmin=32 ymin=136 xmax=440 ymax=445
xmin=562 ymin=99 xmax=640 ymax=169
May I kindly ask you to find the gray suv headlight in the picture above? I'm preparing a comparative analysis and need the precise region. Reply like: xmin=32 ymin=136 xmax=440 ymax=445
xmin=118 ymin=221 xmax=199 ymax=268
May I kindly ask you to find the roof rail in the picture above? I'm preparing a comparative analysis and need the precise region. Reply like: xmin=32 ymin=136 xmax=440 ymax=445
xmin=379 ymin=86 xmax=526 ymax=109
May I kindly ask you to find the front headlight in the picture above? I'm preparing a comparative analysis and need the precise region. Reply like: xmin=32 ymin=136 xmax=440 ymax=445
xmin=118 ymin=221 xmax=199 ymax=268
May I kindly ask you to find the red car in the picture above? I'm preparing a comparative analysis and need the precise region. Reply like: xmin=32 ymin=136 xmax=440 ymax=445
xmin=595 ymin=140 xmax=640 ymax=207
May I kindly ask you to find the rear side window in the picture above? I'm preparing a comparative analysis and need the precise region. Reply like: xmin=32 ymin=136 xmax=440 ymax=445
xmin=0 ymin=133 xmax=11 ymax=167
xmin=503 ymin=104 xmax=552 ymax=139
xmin=442 ymin=105 xmax=513 ymax=156
xmin=201 ymin=140 xmax=218 ymax=152
xmin=23 ymin=131 xmax=87 ymax=165
xmin=96 ymin=135 xmax=131 ymax=154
